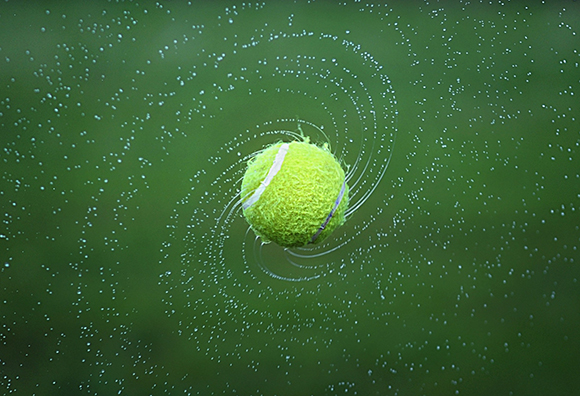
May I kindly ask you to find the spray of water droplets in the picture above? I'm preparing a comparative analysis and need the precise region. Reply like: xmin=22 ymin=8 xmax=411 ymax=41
xmin=2 ymin=2 xmax=579 ymax=394
xmin=159 ymin=16 xmax=397 ymax=287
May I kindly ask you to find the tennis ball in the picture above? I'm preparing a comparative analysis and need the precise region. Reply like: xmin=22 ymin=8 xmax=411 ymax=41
xmin=240 ymin=140 xmax=349 ymax=248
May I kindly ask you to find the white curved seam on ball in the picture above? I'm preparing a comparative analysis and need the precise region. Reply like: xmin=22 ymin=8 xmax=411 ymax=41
xmin=310 ymin=179 xmax=346 ymax=244
xmin=242 ymin=143 xmax=289 ymax=210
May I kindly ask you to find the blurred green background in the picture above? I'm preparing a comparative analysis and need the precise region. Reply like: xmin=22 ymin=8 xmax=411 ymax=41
xmin=1 ymin=1 xmax=579 ymax=395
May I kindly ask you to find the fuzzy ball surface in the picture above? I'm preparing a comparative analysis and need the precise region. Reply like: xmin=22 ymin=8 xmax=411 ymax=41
xmin=241 ymin=140 xmax=349 ymax=248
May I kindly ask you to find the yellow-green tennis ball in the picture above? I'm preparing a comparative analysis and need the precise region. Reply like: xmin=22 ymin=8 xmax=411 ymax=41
xmin=240 ymin=140 xmax=349 ymax=248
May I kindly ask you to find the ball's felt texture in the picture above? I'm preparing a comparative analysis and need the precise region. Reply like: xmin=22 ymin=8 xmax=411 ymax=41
xmin=241 ymin=140 xmax=349 ymax=248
